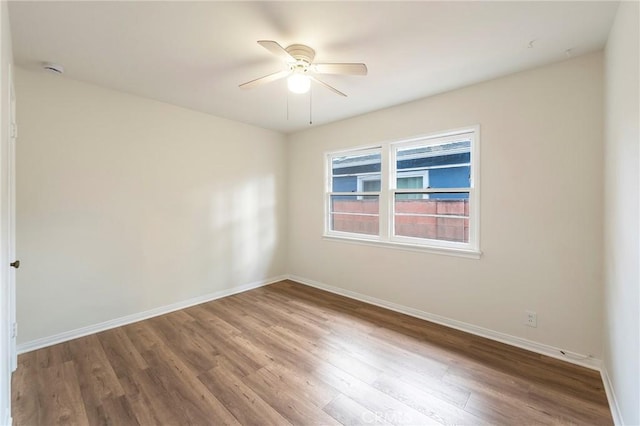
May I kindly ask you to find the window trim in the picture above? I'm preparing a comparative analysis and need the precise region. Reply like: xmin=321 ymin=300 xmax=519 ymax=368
xmin=326 ymin=146 xmax=382 ymax=237
xmin=324 ymin=126 xmax=481 ymax=258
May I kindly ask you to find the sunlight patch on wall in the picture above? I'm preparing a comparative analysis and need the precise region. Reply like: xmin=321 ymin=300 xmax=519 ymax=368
xmin=210 ymin=174 xmax=277 ymax=286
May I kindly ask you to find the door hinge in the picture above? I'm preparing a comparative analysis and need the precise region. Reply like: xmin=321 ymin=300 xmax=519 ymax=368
xmin=11 ymin=322 xmax=17 ymax=338
xmin=10 ymin=122 xmax=17 ymax=139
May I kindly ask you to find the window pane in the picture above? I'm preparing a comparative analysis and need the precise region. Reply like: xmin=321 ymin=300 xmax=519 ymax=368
xmin=331 ymin=195 xmax=379 ymax=236
xmin=362 ymin=179 xmax=381 ymax=192
xmin=396 ymin=140 xmax=471 ymax=189
xmin=394 ymin=193 xmax=469 ymax=243
xmin=397 ymin=176 xmax=423 ymax=199
xmin=428 ymin=166 xmax=470 ymax=189
xmin=397 ymin=176 xmax=423 ymax=189
xmin=332 ymin=152 xmax=381 ymax=193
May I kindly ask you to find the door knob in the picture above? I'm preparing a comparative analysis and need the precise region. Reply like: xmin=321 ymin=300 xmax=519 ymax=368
xmin=10 ymin=260 xmax=19 ymax=269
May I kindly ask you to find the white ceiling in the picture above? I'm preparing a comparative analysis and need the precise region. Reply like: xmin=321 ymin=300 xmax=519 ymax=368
xmin=9 ymin=1 xmax=619 ymax=134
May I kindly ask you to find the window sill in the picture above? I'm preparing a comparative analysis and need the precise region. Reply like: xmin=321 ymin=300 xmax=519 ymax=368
xmin=322 ymin=234 xmax=482 ymax=259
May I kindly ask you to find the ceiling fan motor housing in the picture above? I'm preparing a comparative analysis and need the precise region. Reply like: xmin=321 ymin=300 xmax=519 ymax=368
xmin=286 ymin=44 xmax=315 ymax=65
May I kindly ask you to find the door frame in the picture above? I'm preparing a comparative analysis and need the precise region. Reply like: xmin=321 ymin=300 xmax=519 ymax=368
xmin=8 ymin=65 xmax=16 ymax=372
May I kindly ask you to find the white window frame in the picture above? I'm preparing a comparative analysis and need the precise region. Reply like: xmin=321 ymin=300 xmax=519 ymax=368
xmin=326 ymin=146 xmax=383 ymax=241
xmin=324 ymin=126 xmax=480 ymax=259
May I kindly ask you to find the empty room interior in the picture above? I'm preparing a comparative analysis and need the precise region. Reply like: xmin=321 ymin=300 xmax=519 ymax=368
xmin=0 ymin=1 xmax=639 ymax=425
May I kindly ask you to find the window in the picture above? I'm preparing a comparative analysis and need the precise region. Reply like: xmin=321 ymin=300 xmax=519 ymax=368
xmin=325 ymin=127 xmax=479 ymax=257
xmin=329 ymin=148 xmax=381 ymax=236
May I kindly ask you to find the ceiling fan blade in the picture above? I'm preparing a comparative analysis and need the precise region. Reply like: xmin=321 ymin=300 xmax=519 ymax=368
xmin=239 ymin=70 xmax=291 ymax=89
xmin=310 ymin=76 xmax=347 ymax=97
xmin=257 ymin=40 xmax=295 ymax=62
xmin=313 ymin=63 xmax=368 ymax=75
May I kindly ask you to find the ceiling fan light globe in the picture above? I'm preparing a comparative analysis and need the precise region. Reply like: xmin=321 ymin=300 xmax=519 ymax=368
xmin=287 ymin=73 xmax=310 ymax=94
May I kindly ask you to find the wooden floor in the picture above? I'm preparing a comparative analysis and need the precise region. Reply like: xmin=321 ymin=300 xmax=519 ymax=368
xmin=12 ymin=280 xmax=612 ymax=425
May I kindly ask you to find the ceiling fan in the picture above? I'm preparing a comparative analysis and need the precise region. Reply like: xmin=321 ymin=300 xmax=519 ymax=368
xmin=239 ymin=40 xmax=367 ymax=97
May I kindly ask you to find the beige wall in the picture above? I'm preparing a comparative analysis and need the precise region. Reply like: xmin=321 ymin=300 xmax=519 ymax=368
xmin=15 ymin=68 xmax=288 ymax=344
xmin=287 ymin=52 xmax=604 ymax=358
xmin=603 ymin=1 xmax=640 ymax=424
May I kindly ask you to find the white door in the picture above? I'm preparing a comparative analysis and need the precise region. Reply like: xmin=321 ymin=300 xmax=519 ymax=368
xmin=8 ymin=67 xmax=17 ymax=372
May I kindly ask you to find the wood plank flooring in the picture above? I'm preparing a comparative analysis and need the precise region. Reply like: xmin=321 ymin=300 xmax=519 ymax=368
xmin=12 ymin=280 xmax=613 ymax=425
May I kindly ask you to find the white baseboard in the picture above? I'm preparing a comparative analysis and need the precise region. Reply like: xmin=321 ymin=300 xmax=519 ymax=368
xmin=17 ymin=275 xmax=287 ymax=354
xmin=15 ymin=273 xmax=616 ymax=423
xmin=17 ymin=272 xmax=605 ymax=371
xmin=288 ymin=274 xmax=602 ymax=371
xmin=600 ymin=364 xmax=624 ymax=425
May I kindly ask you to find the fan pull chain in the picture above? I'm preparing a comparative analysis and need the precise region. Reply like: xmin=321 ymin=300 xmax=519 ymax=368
xmin=286 ymin=91 xmax=289 ymax=121
xmin=309 ymin=86 xmax=313 ymax=125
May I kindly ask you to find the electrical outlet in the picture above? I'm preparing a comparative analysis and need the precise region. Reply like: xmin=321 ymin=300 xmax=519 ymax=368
xmin=525 ymin=311 xmax=537 ymax=328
